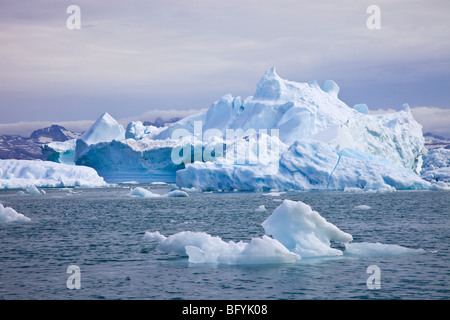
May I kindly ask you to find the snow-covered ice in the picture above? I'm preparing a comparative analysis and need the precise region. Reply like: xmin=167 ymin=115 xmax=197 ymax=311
xmin=0 ymin=160 xmax=107 ymax=189
xmin=0 ymin=204 xmax=31 ymax=223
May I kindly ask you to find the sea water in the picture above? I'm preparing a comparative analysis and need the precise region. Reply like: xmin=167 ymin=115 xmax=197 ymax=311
xmin=0 ymin=186 xmax=448 ymax=299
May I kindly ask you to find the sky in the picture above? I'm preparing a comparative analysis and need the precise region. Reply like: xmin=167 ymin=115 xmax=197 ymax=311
xmin=0 ymin=0 xmax=449 ymax=137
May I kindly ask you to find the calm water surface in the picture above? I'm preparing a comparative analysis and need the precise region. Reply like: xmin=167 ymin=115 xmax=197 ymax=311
xmin=0 ymin=186 xmax=448 ymax=299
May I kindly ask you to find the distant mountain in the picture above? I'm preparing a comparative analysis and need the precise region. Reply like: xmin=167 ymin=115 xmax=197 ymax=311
xmin=0 ymin=125 xmax=79 ymax=160
xmin=0 ymin=135 xmax=44 ymax=160
xmin=143 ymin=117 xmax=181 ymax=128
xmin=424 ymin=132 xmax=450 ymax=150
xmin=30 ymin=124 xmax=78 ymax=143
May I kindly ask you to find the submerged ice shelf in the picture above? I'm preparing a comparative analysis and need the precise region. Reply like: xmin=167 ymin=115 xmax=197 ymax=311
xmin=144 ymin=199 xmax=424 ymax=265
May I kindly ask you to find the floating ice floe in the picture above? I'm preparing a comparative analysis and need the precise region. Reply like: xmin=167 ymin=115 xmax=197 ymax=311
xmin=144 ymin=199 xmax=424 ymax=265
xmin=353 ymin=205 xmax=372 ymax=210
xmin=126 ymin=187 xmax=189 ymax=198
xmin=345 ymin=242 xmax=425 ymax=257
xmin=0 ymin=204 xmax=31 ymax=223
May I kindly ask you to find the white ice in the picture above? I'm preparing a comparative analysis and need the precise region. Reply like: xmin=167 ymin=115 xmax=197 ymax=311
xmin=144 ymin=199 xmax=424 ymax=264
xmin=26 ymin=185 xmax=42 ymax=195
xmin=0 ymin=204 xmax=31 ymax=223
xmin=127 ymin=187 xmax=162 ymax=198
xmin=126 ymin=187 xmax=189 ymax=198
xmin=345 ymin=242 xmax=425 ymax=257
xmin=144 ymin=231 xmax=299 ymax=265
xmin=421 ymin=148 xmax=450 ymax=183
xmin=255 ymin=205 xmax=267 ymax=212
xmin=262 ymin=200 xmax=353 ymax=258
xmin=353 ymin=205 xmax=372 ymax=210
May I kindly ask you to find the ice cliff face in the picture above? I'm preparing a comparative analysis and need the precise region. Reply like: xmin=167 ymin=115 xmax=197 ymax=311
xmin=46 ymin=68 xmax=433 ymax=190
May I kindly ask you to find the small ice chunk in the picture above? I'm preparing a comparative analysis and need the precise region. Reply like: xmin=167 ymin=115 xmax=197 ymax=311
xmin=0 ymin=204 xmax=31 ymax=223
xmin=255 ymin=205 xmax=267 ymax=212
xmin=263 ymin=192 xmax=285 ymax=197
xmin=353 ymin=205 xmax=371 ymax=210
xmin=143 ymin=231 xmax=167 ymax=243
xmin=26 ymin=185 xmax=41 ymax=195
xmin=127 ymin=187 xmax=161 ymax=198
xmin=144 ymin=230 xmax=299 ymax=265
xmin=345 ymin=242 xmax=425 ymax=257
xmin=166 ymin=190 xmax=189 ymax=197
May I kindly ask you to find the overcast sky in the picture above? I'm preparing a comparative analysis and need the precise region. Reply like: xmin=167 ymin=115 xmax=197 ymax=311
xmin=0 ymin=0 xmax=449 ymax=137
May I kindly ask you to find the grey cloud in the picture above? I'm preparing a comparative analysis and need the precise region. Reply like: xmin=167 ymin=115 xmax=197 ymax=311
xmin=0 ymin=0 xmax=449 ymax=124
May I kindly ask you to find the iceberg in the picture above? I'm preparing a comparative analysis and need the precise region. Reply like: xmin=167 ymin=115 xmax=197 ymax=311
xmin=145 ymin=200 xmax=351 ymax=264
xmin=47 ymin=68 xmax=431 ymax=192
xmin=0 ymin=160 xmax=107 ymax=189
xmin=0 ymin=204 xmax=31 ymax=223
xmin=75 ymin=112 xmax=125 ymax=162
xmin=144 ymin=199 xmax=423 ymax=265
xmin=166 ymin=190 xmax=189 ymax=197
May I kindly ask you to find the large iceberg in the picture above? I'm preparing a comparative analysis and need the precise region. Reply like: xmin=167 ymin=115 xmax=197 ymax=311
xmin=144 ymin=199 xmax=422 ymax=265
xmin=45 ymin=68 xmax=432 ymax=191
xmin=0 ymin=160 xmax=107 ymax=189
